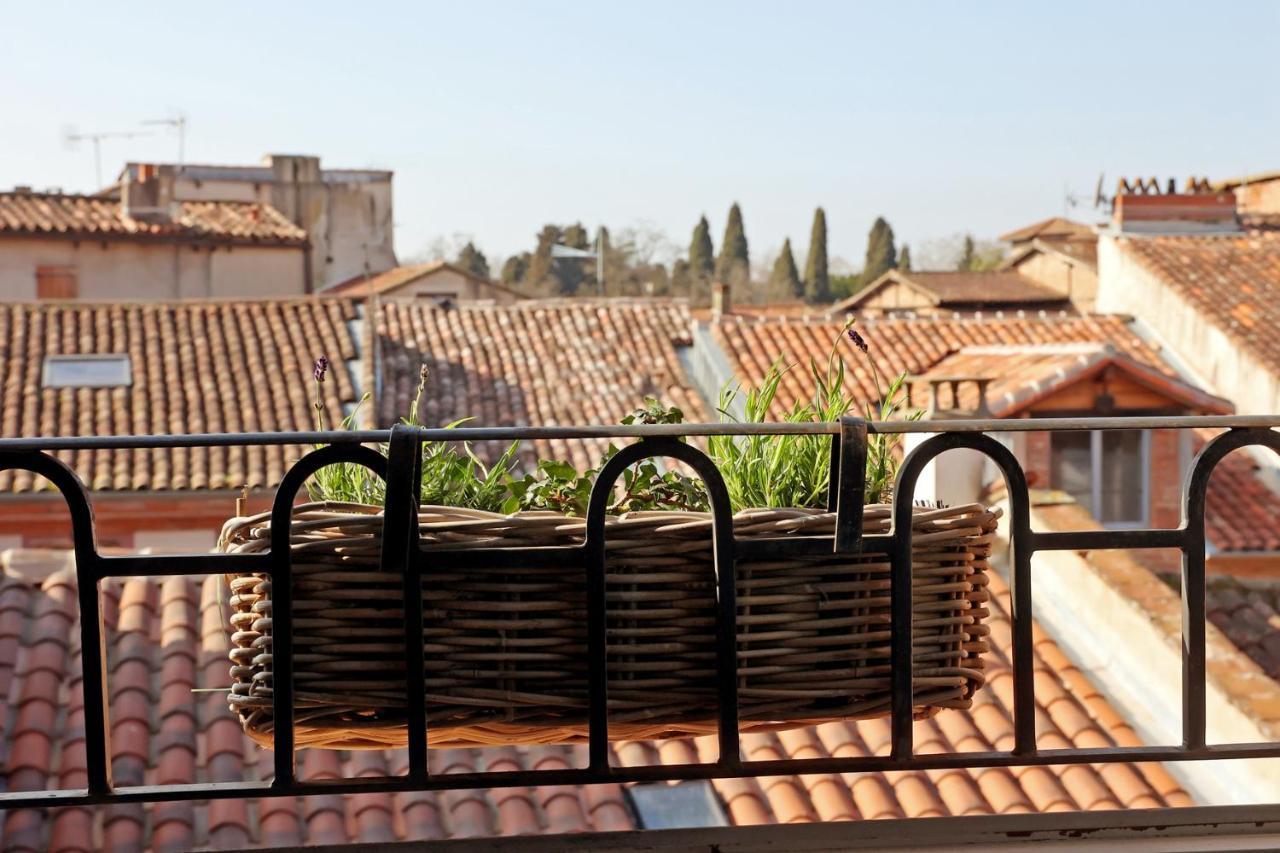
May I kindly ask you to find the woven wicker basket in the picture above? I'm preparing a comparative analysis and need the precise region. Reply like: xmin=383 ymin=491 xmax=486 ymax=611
xmin=219 ymin=501 xmax=998 ymax=750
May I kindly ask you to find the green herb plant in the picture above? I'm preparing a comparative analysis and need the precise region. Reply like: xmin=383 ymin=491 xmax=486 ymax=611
xmin=707 ymin=320 xmax=919 ymax=508
xmin=304 ymin=320 xmax=919 ymax=515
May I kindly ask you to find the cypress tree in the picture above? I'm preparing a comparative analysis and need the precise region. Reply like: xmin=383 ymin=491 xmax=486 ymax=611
xmin=455 ymin=242 xmax=490 ymax=279
xmin=861 ymin=217 xmax=897 ymax=288
xmin=802 ymin=207 xmax=829 ymax=303
xmin=958 ymin=234 xmax=976 ymax=271
xmin=898 ymin=244 xmax=912 ymax=272
xmin=715 ymin=202 xmax=750 ymax=286
xmin=688 ymin=216 xmax=714 ymax=278
xmin=767 ymin=239 xmax=801 ymax=302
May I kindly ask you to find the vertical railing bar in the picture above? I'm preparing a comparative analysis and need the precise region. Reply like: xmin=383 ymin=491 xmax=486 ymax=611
xmin=269 ymin=498 xmax=298 ymax=786
xmin=825 ymin=429 xmax=841 ymax=512
xmin=583 ymin=488 xmax=611 ymax=772
xmin=0 ymin=451 xmax=112 ymax=794
xmin=833 ymin=416 xmax=867 ymax=554
xmin=705 ymin=448 xmax=741 ymax=768
xmin=384 ymin=425 xmax=428 ymax=778
xmin=889 ymin=481 xmax=915 ymax=759
xmin=1174 ymin=427 xmax=1280 ymax=749
xmin=1007 ymin=462 xmax=1036 ymax=755
xmin=267 ymin=443 xmax=388 ymax=788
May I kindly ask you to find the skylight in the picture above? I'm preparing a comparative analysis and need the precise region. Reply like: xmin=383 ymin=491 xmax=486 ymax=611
xmin=626 ymin=781 xmax=728 ymax=830
xmin=42 ymin=354 xmax=132 ymax=388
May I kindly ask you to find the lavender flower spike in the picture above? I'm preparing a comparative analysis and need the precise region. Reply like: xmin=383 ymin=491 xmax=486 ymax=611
xmin=847 ymin=327 xmax=869 ymax=354
xmin=314 ymin=356 xmax=330 ymax=382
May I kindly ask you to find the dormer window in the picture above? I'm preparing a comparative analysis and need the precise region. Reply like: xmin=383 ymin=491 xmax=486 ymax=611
xmin=1050 ymin=429 xmax=1150 ymax=527
xmin=42 ymin=354 xmax=132 ymax=388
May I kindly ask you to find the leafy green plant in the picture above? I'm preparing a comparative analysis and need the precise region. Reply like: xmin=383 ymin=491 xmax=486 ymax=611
xmin=504 ymin=398 xmax=709 ymax=515
xmin=708 ymin=320 xmax=920 ymax=507
xmin=306 ymin=360 xmax=518 ymax=512
xmin=304 ymin=319 xmax=919 ymax=516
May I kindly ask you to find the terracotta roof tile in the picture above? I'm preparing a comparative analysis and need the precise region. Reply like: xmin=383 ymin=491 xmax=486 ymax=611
xmin=0 ymin=299 xmax=362 ymax=494
xmin=0 ymin=192 xmax=306 ymax=245
xmin=832 ymin=271 xmax=1071 ymax=314
xmin=0 ymin=545 xmax=1193 ymax=849
xmin=1120 ymin=232 xmax=1280 ymax=377
xmin=713 ymin=314 xmax=1267 ymax=553
xmin=999 ymin=218 xmax=1095 ymax=245
xmin=377 ymin=300 xmax=701 ymax=472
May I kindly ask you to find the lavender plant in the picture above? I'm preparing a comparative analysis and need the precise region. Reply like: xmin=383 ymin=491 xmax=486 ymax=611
xmin=305 ymin=320 xmax=918 ymax=515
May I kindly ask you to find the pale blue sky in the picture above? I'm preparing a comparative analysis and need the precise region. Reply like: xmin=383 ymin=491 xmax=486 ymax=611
xmin=3 ymin=1 xmax=1277 ymax=270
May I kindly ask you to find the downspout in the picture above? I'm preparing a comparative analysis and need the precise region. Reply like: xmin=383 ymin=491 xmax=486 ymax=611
xmin=302 ymin=240 xmax=314 ymax=295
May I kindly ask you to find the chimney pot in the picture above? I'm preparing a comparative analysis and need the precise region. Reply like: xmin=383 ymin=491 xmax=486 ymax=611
xmin=711 ymin=282 xmax=731 ymax=318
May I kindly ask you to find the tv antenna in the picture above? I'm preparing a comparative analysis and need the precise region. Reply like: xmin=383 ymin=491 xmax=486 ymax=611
xmin=63 ymin=127 xmax=151 ymax=187
xmin=143 ymin=113 xmax=187 ymax=166
xmin=1063 ymin=173 xmax=1112 ymax=216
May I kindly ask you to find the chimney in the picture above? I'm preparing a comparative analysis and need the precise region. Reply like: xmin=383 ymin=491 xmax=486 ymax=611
xmin=711 ymin=282 xmax=731 ymax=318
xmin=122 ymin=163 xmax=178 ymax=224
xmin=12 ymin=185 xmax=31 ymax=195
xmin=1112 ymin=175 xmax=1238 ymax=234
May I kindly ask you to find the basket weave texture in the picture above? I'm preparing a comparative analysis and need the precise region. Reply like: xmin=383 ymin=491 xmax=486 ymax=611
xmin=219 ymin=501 xmax=998 ymax=750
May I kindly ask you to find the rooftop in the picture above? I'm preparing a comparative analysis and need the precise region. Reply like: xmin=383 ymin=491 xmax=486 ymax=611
xmin=0 ymin=555 xmax=1190 ymax=850
xmin=1117 ymin=231 xmax=1280 ymax=377
xmin=0 ymin=192 xmax=307 ymax=246
xmin=829 ymin=271 xmax=1070 ymax=315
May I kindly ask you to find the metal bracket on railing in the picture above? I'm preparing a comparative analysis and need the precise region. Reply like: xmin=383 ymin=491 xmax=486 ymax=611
xmin=830 ymin=416 xmax=868 ymax=554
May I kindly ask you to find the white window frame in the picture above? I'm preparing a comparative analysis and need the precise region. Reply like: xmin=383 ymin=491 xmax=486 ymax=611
xmin=1091 ymin=429 xmax=1151 ymax=529
xmin=41 ymin=354 xmax=133 ymax=388
xmin=1051 ymin=429 xmax=1151 ymax=528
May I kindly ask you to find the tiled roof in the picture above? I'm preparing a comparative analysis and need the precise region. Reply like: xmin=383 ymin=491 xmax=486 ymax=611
xmin=1003 ymin=238 xmax=1098 ymax=272
xmin=323 ymin=261 xmax=519 ymax=298
xmin=711 ymin=314 xmax=1271 ymax=553
xmin=912 ymin=344 xmax=1230 ymax=417
xmin=831 ymin=272 xmax=1070 ymax=314
xmin=1198 ymin=429 xmax=1280 ymax=552
xmin=0 ymin=560 xmax=1190 ymax=851
xmin=376 ymin=300 xmax=702 ymax=472
xmin=1119 ymin=232 xmax=1280 ymax=376
xmin=714 ymin=314 xmax=1169 ymax=414
xmin=0 ymin=299 xmax=363 ymax=493
xmin=998 ymin=218 xmax=1094 ymax=244
xmin=1206 ymin=580 xmax=1280 ymax=684
xmin=0 ymin=192 xmax=307 ymax=245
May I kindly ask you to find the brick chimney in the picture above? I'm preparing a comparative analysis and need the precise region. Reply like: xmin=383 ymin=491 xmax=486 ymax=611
xmin=711 ymin=282 xmax=731 ymax=318
xmin=121 ymin=163 xmax=178 ymax=224
xmin=1112 ymin=176 xmax=1238 ymax=234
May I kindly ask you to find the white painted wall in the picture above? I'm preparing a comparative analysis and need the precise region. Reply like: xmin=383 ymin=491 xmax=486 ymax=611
xmin=1097 ymin=235 xmax=1280 ymax=416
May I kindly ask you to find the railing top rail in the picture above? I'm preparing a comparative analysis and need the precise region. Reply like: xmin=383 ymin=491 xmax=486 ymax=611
xmin=0 ymin=414 xmax=1274 ymax=451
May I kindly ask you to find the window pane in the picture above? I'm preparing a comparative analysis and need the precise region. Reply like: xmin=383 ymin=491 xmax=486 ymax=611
xmin=1049 ymin=431 xmax=1093 ymax=515
xmin=1099 ymin=430 xmax=1145 ymax=523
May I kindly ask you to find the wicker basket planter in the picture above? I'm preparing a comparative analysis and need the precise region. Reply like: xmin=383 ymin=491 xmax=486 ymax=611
xmin=219 ymin=501 xmax=998 ymax=750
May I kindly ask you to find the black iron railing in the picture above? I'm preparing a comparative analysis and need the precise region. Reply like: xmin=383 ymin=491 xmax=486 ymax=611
xmin=0 ymin=415 xmax=1278 ymax=812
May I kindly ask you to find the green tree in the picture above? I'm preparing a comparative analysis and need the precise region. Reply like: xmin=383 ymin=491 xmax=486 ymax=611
xmin=898 ymin=243 xmax=912 ymax=272
xmin=500 ymin=253 xmax=529 ymax=285
xmin=455 ymin=241 xmax=490 ymax=279
xmin=767 ymin=239 xmax=801 ymax=301
xmin=688 ymin=215 xmax=714 ymax=278
xmin=957 ymin=234 xmax=976 ymax=271
xmin=715 ymin=202 xmax=750 ymax=287
xmin=802 ymin=207 xmax=829 ymax=303
xmin=861 ymin=217 xmax=897 ymax=287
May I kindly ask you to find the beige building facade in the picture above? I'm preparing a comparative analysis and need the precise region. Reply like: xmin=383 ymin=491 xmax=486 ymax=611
xmin=107 ymin=154 xmax=397 ymax=290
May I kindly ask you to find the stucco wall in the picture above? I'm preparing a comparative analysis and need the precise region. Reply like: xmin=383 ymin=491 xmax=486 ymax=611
xmin=857 ymin=281 xmax=932 ymax=312
xmin=1097 ymin=235 xmax=1280 ymax=415
xmin=0 ymin=237 xmax=306 ymax=300
xmin=1011 ymin=252 xmax=1098 ymax=309
xmin=1234 ymin=180 xmax=1280 ymax=215
xmin=164 ymin=161 xmax=397 ymax=291
xmin=381 ymin=268 xmax=519 ymax=303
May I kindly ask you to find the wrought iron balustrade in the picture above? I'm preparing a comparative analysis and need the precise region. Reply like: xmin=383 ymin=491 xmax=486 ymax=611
xmin=0 ymin=414 xmax=1278 ymax=816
